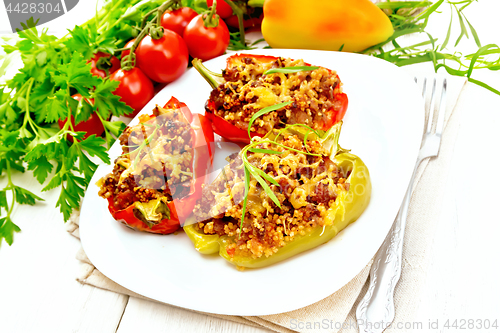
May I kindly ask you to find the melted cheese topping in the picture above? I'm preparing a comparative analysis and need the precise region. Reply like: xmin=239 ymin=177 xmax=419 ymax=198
xmin=117 ymin=105 xmax=193 ymax=191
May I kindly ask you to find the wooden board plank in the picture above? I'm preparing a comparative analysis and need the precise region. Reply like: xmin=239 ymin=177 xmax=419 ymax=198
xmin=0 ymin=173 xmax=128 ymax=333
xmin=414 ymin=83 xmax=500 ymax=323
xmin=117 ymin=298 xmax=271 ymax=333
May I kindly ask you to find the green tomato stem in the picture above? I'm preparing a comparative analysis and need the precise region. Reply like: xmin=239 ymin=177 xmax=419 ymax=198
xmin=121 ymin=22 xmax=153 ymax=70
xmin=203 ymin=0 xmax=220 ymax=28
xmin=222 ymin=0 xmax=246 ymax=44
xmin=141 ymin=7 xmax=160 ymax=30
xmin=155 ymin=0 xmax=181 ymax=28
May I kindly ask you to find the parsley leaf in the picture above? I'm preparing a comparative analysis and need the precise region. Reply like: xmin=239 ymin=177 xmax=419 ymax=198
xmin=92 ymin=79 xmax=133 ymax=119
xmin=13 ymin=186 xmax=44 ymax=205
xmin=78 ymin=135 xmax=110 ymax=164
xmin=0 ymin=217 xmax=21 ymax=247
xmin=27 ymin=155 xmax=53 ymax=184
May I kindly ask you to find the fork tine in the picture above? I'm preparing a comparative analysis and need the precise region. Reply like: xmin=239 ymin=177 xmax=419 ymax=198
xmin=426 ymin=78 xmax=437 ymax=134
xmin=435 ymin=78 xmax=447 ymax=137
xmin=421 ymin=78 xmax=428 ymax=125
xmin=421 ymin=77 xmax=427 ymax=98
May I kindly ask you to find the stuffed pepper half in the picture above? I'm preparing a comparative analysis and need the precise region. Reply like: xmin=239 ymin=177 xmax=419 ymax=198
xmin=98 ymin=97 xmax=214 ymax=234
xmin=184 ymin=124 xmax=370 ymax=268
xmin=193 ymin=54 xmax=348 ymax=143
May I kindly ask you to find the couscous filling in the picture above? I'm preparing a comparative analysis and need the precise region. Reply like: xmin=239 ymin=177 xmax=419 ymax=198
xmin=98 ymin=105 xmax=193 ymax=211
xmin=193 ymin=134 xmax=350 ymax=259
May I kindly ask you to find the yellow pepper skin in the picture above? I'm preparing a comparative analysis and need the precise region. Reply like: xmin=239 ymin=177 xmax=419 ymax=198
xmin=184 ymin=223 xmax=220 ymax=254
xmin=183 ymin=153 xmax=371 ymax=268
xmin=261 ymin=0 xmax=394 ymax=52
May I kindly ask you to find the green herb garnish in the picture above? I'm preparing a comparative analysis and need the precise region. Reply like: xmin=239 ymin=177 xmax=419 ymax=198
xmin=237 ymin=118 xmax=341 ymax=237
xmin=247 ymin=101 xmax=292 ymax=139
xmin=120 ymin=122 xmax=160 ymax=168
xmin=263 ymin=66 xmax=320 ymax=75
xmin=238 ymin=139 xmax=282 ymax=237
xmin=366 ymin=0 xmax=500 ymax=95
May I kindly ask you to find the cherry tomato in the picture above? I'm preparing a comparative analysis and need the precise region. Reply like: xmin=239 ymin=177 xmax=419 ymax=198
xmin=161 ymin=7 xmax=198 ymax=36
xmin=58 ymin=94 xmax=104 ymax=140
xmin=121 ymin=39 xmax=135 ymax=60
xmin=109 ymin=67 xmax=155 ymax=118
xmin=206 ymin=0 xmax=233 ymax=19
xmin=89 ymin=52 xmax=120 ymax=78
xmin=183 ymin=15 xmax=230 ymax=61
xmin=135 ymin=31 xmax=189 ymax=83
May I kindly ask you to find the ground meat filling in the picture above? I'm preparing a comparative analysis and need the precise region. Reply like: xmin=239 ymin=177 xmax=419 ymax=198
xmin=193 ymin=134 xmax=350 ymax=260
xmin=98 ymin=105 xmax=193 ymax=211
xmin=207 ymin=56 xmax=344 ymax=137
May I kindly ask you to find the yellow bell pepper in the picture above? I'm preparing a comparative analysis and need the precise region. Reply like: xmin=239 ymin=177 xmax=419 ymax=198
xmin=261 ymin=0 xmax=394 ymax=52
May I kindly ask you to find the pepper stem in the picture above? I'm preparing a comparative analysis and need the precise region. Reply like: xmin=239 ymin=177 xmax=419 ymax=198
xmin=222 ymin=0 xmax=246 ymax=45
xmin=192 ymin=58 xmax=224 ymax=89
xmin=247 ymin=0 xmax=265 ymax=7
xmin=319 ymin=122 xmax=343 ymax=158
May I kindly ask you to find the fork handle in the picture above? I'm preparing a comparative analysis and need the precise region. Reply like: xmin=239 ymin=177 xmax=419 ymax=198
xmin=356 ymin=158 xmax=423 ymax=333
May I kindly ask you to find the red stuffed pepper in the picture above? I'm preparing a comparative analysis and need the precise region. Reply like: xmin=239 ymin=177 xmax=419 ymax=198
xmin=193 ymin=53 xmax=348 ymax=143
xmin=97 ymin=97 xmax=214 ymax=234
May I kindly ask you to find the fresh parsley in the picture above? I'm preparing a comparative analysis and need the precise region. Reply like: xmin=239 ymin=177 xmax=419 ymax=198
xmin=0 ymin=0 xmax=174 ymax=246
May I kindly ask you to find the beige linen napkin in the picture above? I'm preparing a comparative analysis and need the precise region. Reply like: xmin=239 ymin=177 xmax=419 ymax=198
xmin=67 ymin=75 xmax=467 ymax=333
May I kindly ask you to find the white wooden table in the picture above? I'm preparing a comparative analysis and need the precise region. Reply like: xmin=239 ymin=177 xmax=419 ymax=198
xmin=1 ymin=1 xmax=500 ymax=332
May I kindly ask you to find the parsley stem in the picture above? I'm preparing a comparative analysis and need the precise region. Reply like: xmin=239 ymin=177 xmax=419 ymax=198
xmin=97 ymin=0 xmax=130 ymax=32
xmin=5 ymin=161 xmax=16 ymax=219
xmin=11 ymin=80 xmax=30 ymax=101
xmin=95 ymin=112 xmax=112 ymax=147
xmin=21 ymin=78 xmax=39 ymax=136
xmin=65 ymin=87 xmax=76 ymax=133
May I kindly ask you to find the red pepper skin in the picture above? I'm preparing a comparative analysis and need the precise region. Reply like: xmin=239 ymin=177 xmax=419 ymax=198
xmin=205 ymin=100 xmax=259 ymax=143
xmin=226 ymin=53 xmax=278 ymax=65
xmin=107 ymin=197 xmax=180 ymax=234
xmin=205 ymin=54 xmax=282 ymax=144
xmin=205 ymin=54 xmax=348 ymax=144
xmin=172 ymin=107 xmax=214 ymax=223
xmin=334 ymin=92 xmax=348 ymax=124
xmin=107 ymin=97 xmax=214 ymax=234
xmin=163 ymin=96 xmax=193 ymax=123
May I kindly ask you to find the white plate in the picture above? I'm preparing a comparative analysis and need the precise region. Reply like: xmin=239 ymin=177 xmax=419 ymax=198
xmin=79 ymin=49 xmax=424 ymax=316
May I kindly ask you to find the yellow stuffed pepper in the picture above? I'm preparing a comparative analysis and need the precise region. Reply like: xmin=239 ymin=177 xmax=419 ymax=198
xmin=184 ymin=123 xmax=371 ymax=268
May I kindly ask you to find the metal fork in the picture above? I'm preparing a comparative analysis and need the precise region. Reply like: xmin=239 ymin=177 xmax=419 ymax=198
xmin=356 ymin=77 xmax=448 ymax=333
